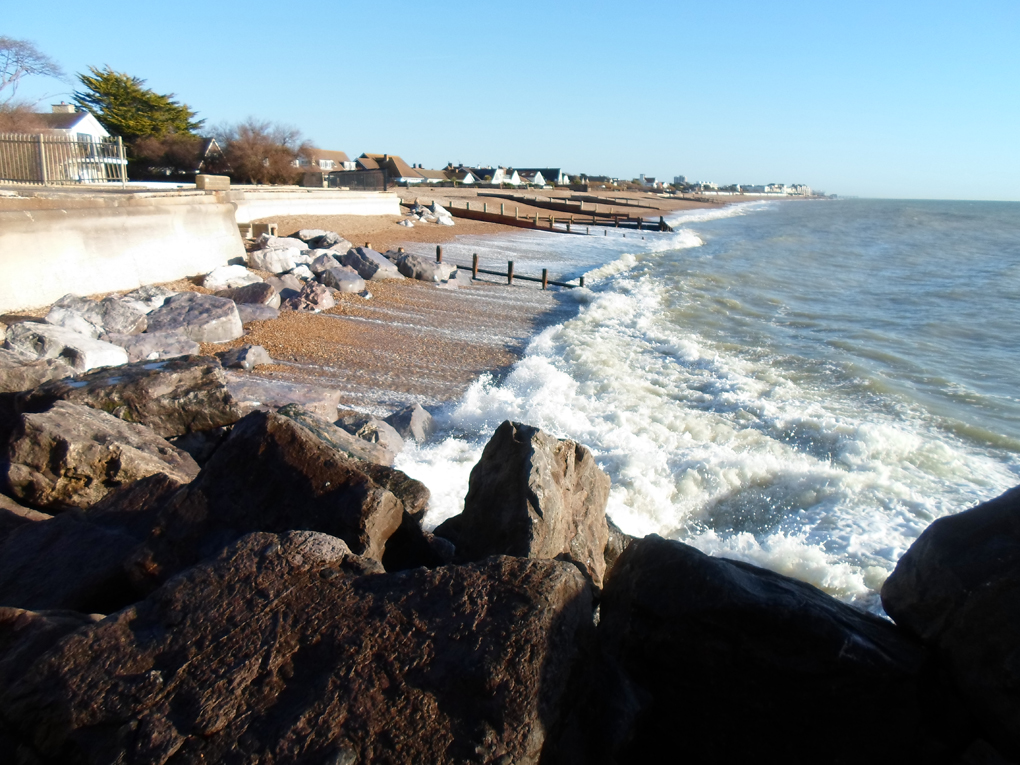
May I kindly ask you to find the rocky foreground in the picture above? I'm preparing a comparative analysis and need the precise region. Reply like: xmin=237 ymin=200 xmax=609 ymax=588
xmin=0 ymin=349 xmax=1019 ymax=762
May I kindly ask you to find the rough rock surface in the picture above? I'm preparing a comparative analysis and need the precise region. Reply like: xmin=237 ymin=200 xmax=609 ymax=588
xmin=297 ymin=229 xmax=347 ymax=249
xmin=247 ymin=246 xmax=297 ymax=274
xmin=384 ymin=402 xmax=434 ymax=442
xmin=0 ymin=510 xmax=143 ymax=613
xmin=309 ymin=252 xmax=341 ymax=274
xmin=882 ymin=486 xmax=1020 ymax=754
xmin=215 ymin=281 xmax=281 ymax=308
xmin=281 ymin=280 xmax=336 ymax=312
xmin=218 ymin=344 xmax=272 ymax=371
xmin=101 ymin=330 xmax=200 ymax=363
xmin=589 ymin=535 xmax=956 ymax=764
xmin=0 ymin=533 xmax=592 ymax=765
xmin=4 ymin=321 xmax=129 ymax=373
xmin=17 ymin=356 xmax=244 ymax=439
xmin=119 ymin=285 xmax=176 ymax=314
xmin=0 ymin=349 xmax=74 ymax=394
xmin=436 ymin=420 xmax=611 ymax=588
xmin=45 ymin=295 xmax=148 ymax=338
xmin=319 ymin=265 xmax=366 ymax=293
xmin=336 ymin=414 xmax=405 ymax=465
xmin=254 ymin=234 xmax=305 ymax=250
xmin=237 ymin=304 xmax=280 ymax=324
xmin=5 ymin=401 xmax=200 ymax=510
xmin=390 ymin=251 xmax=458 ymax=282
xmin=128 ymin=411 xmax=409 ymax=588
xmin=146 ymin=293 xmax=243 ymax=344
xmin=277 ymin=404 xmax=399 ymax=465
xmin=226 ymin=375 xmax=340 ymax=421
xmin=265 ymin=274 xmax=303 ymax=301
xmin=0 ymin=495 xmax=51 ymax=545
xmin=341 ymin=246 xmax=405 ymax=281
xmin=201 ymin=265 xmax=262 ymax=291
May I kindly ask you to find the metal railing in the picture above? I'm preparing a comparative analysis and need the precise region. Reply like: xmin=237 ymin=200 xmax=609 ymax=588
xmin=0 ymin=133 xmax=128 ymax=185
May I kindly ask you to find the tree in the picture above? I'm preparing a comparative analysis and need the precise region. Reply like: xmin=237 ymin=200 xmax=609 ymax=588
xmin=0 ymin=101 xmax=45 ymax=132
xmin=215 ymin=119 xmax=311 ymax=185
xmin=73 ymin=66 xmax=202 ymax=143
xmin=0 ymin=36 xmax=63 ymax=104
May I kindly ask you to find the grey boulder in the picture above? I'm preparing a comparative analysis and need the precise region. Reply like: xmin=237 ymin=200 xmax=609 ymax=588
xmin=281 ymin=281 xmax=335 ymax=312
xmin=319 ymin=266 xmax=366 ymax=293
xmin=246 ymin=246 xmax=297 ymax=274
xmin=309 ymin=251 xmax=341 ymax=274
xmin=215 ymin=281 xmax=281 ymax=309
xmin=390 ymin=251 xmax=457 ymax=282
xmin=218 ymin=344 xmax=272 ymax=371
xmin=119 ymin=285 xmax=176 ymax=314
xmin=146 ymin=292 xmax=243 ymax=344
xmin=253 ymin=234 xmax=306 ymax=250
xmin=435 ymin=420 xmax=611 ymax=589
xmin=101 ymin=330 xmax=200 ymax=363
xmin=201 ymin=264 xmax=262 ymax=291
xmin=336 ymin=414 xmax=405 ymax=466
xmin=3 ymin=321 xmax=128 ymax=373
xmin=384 ymin=403 xmax=435 ymax=443
xmin=5 ymin=400 xmax=200 ymax=510
xmin=0 ymin=349 xmax=74 ymax=394
xmin=237 ymin=304 xmax=280 ymax=323
xmin=341 ymin=247 xmax=405 ymax=281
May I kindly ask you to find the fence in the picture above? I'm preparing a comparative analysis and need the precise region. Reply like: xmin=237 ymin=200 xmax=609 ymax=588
xmin=326 ymin=168 xmax=388 ymax=191
xmin=0 ymin=133 xmax=127 ymax=185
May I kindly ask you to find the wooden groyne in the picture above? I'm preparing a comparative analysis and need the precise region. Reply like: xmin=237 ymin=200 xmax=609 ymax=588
xmin=434 ymin=246 xmax=584 ymax=289
xmin=407 ymin=200 xmax=673 ymax=234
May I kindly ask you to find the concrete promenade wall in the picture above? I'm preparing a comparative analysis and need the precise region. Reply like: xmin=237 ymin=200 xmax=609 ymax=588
xmin=225 ymin=189 xmax=400 ymax=223
xmin=0 ymin=194 xmax=243 ymax=311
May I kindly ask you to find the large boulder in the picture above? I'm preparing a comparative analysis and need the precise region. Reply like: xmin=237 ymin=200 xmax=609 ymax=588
xmin=336 ymin=413 xmax=405 ymax=466
xmin=0 ymin=510 xmax=143 ymax=613
xmin=319 ymin=265 xmax=366 ymax=293
xmin=247 ymin=246 xmax=297 ymax=274
xmin=101 ymin=330 xmax=201 ymax=363
xmin=215 ymin=281 xmax=281 ymax=308
xmin=436 ymin=420 xmax=611 ymax=588
xmin=882 ymin=486 xmax=1020 ymax=755
xmin=0 ymin=349 xmax=73 ymax=394
xmin=218 ymin=344 xmax=272 ymax=371
xmin=5 ymin=401 xmax=200 ymax=511
xmin=16 ymin=356 xmax=245 ymax=439
xmin=4 ymin=321 xmax=128 ymax=373
xmin=146 ymin=293 xmax=244 ymax=344
xmin=0 ymin=533 xmax=592 ymax=765
xmin=237 ymin=304 xmax=279 ymax=324
xmin=226 ymin=375 xmax=340 ymax=421
xmin=296 ymin=229 xmax=348 ymax=249
xmin=118 ymin=285 xmax=176 ymax=314
xmin=127 ymin=410 xmax=411 ymax=588
xmin=280 ymin=280 xmax=336 ymax=312
xmin=384 ymin=402 xmax=434 ymax=442
xmin=276 ymin=404 xmax=400 ymax=466
xmin=265 ymin=274 xmax=303 ymax=301
xmin=201 ymin=265 xmax=262 ymax=291
xmin=309 ymin=251 xmax=341 ymax=274
xmin=44 ymin=294 xmax=147 ymax=338
xmin=341 ymin=246 xmax=405 ymax=281
xmin=585 ymin=535 xmax=960 ymax=764
xmin=390 ymin=251 xmax=458 ymax=282
xmin=0 ymin=495 xmax=50 ymax=545
xmin=253 ymin=234 xmax=305 ymax=250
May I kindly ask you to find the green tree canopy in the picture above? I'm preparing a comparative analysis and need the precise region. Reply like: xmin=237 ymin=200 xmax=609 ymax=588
xmin=73 ymin=66 xmax=203 ymax=142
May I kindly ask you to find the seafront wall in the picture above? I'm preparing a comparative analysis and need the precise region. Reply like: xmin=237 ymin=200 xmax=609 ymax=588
xmin=224 ymin=189 xmax=400 ymax=222
xmin=0 ymin=194 xmax=243 ymax=311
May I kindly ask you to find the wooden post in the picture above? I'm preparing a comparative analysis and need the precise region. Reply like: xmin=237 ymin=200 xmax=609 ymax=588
xmin=507 ymin=260 xmax=514 ymax=285
xmin=467 ymin=201 xmax=471 ymax=211
xmin=614 ymin=217 xmax=619 ymax=228
xmin=472 ymin=253 xmax=479 ymax=279
xmin=542 ymin=268 xmax=548 ymax=290
xmin=586 ymin=227 xmax=590 ymax=235
xmin=37 ymin=134 xmax=47 ymax=184
xmin=365 ymin=242 xmax=371 ymax=248
xmin=398 ymin=247 xmax=405 ymax=253
xmin=535 ymin=213 xmax=539 ymax=224
xmin=659 ymin=216 xmax=665 ymax=231
xmin=501 ymin=203 xmax=505 ymax=215
xmin=436 ymin=245 xmax=442 ymax=263
xmin=549 ymin=218 xmax=554 ymax=230
xmin=483 ymin=203 xmax=487 ymax=213
xmin=637 ymin=217 xmax=642 ymax=231
xmin=580 ymin=276 xmax=585 ymax=287
xmin=516 ymin=206 xmax=519 ymax=219
xmin=567 ymin=221 xmax=571 ymax=233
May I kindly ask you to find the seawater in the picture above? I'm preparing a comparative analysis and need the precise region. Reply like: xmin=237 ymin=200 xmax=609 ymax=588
xmin=395 ymin=199 xmax=1020 ymax=612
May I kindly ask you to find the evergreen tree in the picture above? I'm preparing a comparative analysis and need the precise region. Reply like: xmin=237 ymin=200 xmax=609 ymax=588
xmin=73 ymin=66 xmax=202 ymax=142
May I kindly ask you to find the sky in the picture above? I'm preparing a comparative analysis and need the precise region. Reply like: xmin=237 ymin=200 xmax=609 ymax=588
xmin=6 ymin=0 xmax=1019 ymax=200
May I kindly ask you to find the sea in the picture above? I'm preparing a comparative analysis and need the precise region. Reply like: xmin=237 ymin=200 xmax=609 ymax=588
xmin=394 ymin=198 xmax=1020 ymax=613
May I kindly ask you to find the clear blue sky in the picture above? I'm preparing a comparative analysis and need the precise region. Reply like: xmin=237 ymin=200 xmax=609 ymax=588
xmin=7 ymin=0 xmax=1019 ymax=200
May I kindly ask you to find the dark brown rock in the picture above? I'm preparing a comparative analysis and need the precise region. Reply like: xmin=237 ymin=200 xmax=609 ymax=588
xmin=128 ymin=411 xmax=410 ymax=589
xmin=16 ymin=356 xmax=245 ymax=438
xmin=592 ymin=534 xmax=963 ymax=764
xmin=1 ymin=532 xmax=593 ymax=765
xmin=280 ymin=280 xmax=336 ymax=312
xmin=384 ymin=402 xmax=435 ymax=442
xmin=277 ymin=403 xmax=395 ymax=465
xmin=603 ymin=516 xmax=634 ymax=577
xmin=85 ymin=472 xmax=188 ymax=541
xmin=882 ymin=486 xmax=1020 ymax=756
xmin=0 ymin=511 xmax=141 ymax=613
xmin=0 ymin=494 xmax=51 ymax=544
xmin=5 ymin=401 xmax=200 ymax=511
xmin=436 ymin=420 xmax=611 ymax=588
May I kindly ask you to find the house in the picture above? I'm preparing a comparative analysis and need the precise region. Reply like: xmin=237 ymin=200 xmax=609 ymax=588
xmin=296 ymin=149 xmax=356 ymax=172
xmin=443 ymin=164 xmax=478 ymax=184
xmin=35 ymin=103 xmax=110 ymax=142
xmin=357 ymin=153 xmax=424 ymax=184
xmin=415 ymin=167 xmax=449 ymax=184
xmin=514 ymin=167 xmax=568 ymax=186
xmin=516 ymin=170 xmax=546 ymax=186
xmin=471 ymin=166 xmax=504 ymax=184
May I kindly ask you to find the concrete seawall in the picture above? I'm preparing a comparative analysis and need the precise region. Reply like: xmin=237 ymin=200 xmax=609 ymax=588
xmin=224 ymin=189 xmax=400 ymax=223
xmin=0 ymin=193 xmax=243 ymax=311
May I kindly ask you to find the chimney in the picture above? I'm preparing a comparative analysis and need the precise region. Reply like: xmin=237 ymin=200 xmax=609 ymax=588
xmin=51 ymin=102 xmax=76 ymax=114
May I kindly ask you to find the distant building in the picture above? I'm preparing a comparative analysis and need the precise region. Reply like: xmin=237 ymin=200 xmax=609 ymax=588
xmin=296 ymin=149 xmax=356 ymax=172
xmin=356 ymin=153 xmax=425 ymax=183
xmin=35 ymin=103 xmax=110 ymax=142
xmin=673 ymin=175 xmax=686 ymax=185
xmin=514 ymin=167 xmax=568 ymax=185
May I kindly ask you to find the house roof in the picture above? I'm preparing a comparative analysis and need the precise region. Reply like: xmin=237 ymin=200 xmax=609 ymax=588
xmin=357 ymin=153 xmax=422 ymax=179
xmin=357 ymin=156 xmax=380 ymax=170
xmin=416 ymin=168 xmax=448 ymax=180
xmin=34 ymin=112 xmax=91 ymax=130
xmin=310 ymin=149 xmax=350 ymax=164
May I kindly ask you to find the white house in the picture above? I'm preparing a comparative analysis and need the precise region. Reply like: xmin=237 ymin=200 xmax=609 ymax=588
xmin=36 ymin=103 xmax=110 ymax=142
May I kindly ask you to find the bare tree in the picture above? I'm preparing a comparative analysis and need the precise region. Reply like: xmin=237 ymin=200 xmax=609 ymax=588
xmin=0 ymin=101 xmax=46 ymax=131
xmin=215 ymin=118 xmax=312 ymax=185
xmin=0 ymin=36 xmax=64 ymax=103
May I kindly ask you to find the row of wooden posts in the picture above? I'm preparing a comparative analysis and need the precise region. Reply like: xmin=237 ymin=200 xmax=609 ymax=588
xmin=454 ymin=200 xmax=668 ymax=232
xmin=435 ymin=245 xmax=584 ymax=290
